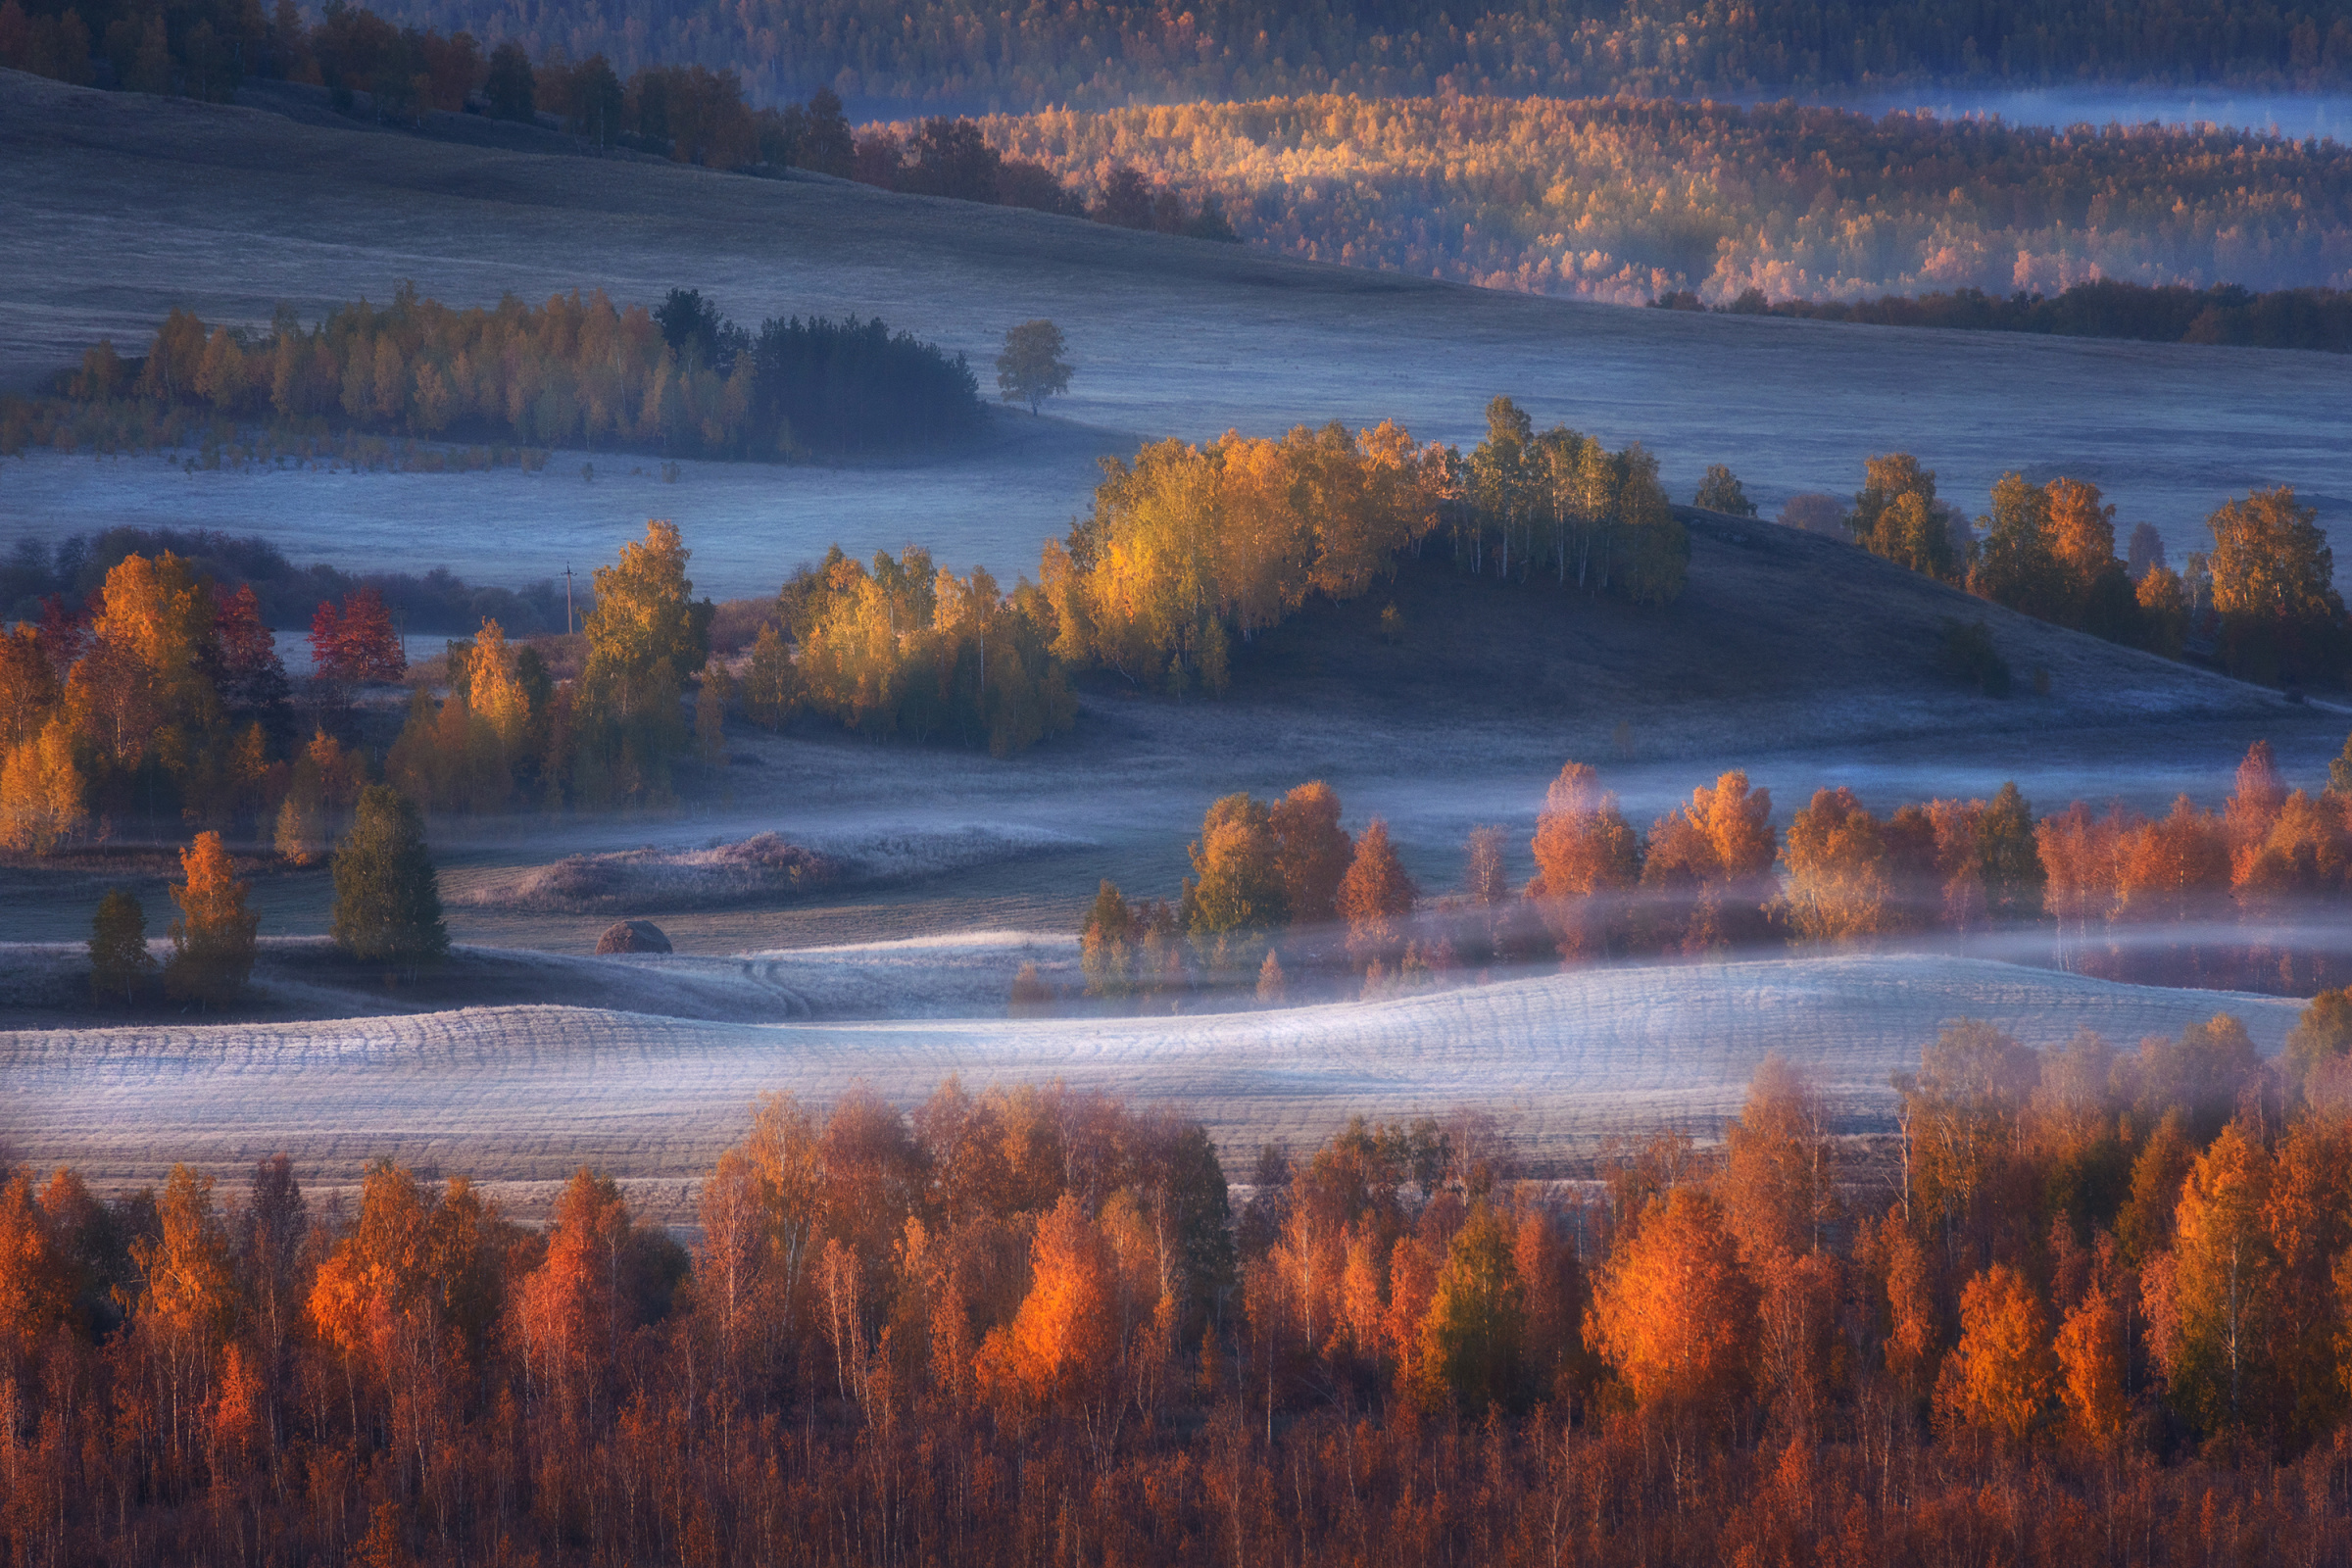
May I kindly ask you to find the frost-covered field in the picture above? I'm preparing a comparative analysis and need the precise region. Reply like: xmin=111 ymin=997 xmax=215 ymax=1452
xmin=448 ymin=824 xmax=1093 ymax=913
xmin=0 ymin=951 xmax=2300 ymax=1219
xmin=4 ymin=74 xmax=2349 ymax=596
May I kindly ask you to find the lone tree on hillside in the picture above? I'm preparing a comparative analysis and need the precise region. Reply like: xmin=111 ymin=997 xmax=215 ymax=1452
xmin=332 ymin=786 xmax=449 ymax=975
xmin=164 ymin=832 xmax=259 ymax=1006
xmin=997 ymin=319 xmax=1073 ymax=415
xmin=89 ymin=888 xmax=154 ymax=1004
xmin=1693 ymin=465 xmax=1757 ymax=516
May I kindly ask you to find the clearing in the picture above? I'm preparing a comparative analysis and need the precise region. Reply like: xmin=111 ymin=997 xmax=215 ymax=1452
xmin=0 ymin=948 xmax=2299 ymax=1220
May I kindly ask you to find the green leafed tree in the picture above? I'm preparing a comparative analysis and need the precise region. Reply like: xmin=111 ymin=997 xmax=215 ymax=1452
xmin=332 ymin=786 xmax=450 ymax=973
xmin=1692 ymin=464 xmax=1756 ymax=516
xmin=88 ymin=888 xmax=154 ymax=1004
xmin=996 ymin=319 xmax=1073 ymax=415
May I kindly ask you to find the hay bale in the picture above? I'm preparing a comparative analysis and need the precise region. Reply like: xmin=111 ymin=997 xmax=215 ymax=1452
xmin=595 ymin=919 xmax=672 ymax=956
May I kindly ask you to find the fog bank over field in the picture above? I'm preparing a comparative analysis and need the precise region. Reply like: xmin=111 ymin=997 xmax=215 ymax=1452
xmin=2 ymin=74 xmax=2348 ymax=596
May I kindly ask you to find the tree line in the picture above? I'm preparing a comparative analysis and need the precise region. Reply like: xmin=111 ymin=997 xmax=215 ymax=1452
xmin=12 ymin=6 xmax=2352 ymax=313
xmin=0 ymin=517 xmax=714 ymax=857
xmin=1819 ymin=453 xmax=2346 ymax=687
xmin=39 ymin=0 xmax=2343 ymax=115
xmin=0 ymin=525 xmax=574 ymax=635
xmin=0 ymin=0 xmax=1241 ymax=245
xmin=1073 ymin=737 xmax=2352 ymax=1008
xmin=978 ymin=96 xmax=2352 ymax=306
xmin=7 ymin=1015 xmax=2352 ymax=1562
xmin=28 ymin=285 xmax=982 ymax=459
xmin=1041 ymin=403 xmax=1689 ymax=697
xmin=1657 ymin=277 xmax=2352 ymax=356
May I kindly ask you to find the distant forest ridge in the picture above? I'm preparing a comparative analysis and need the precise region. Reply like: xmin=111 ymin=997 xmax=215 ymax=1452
xmin=972 ymin=96 xmax=2352 ymax=304
xmin=1655 ymin=278 xmax=2352 ymax=354
xmin=355 ymin=0 xmax=2352 ymax=112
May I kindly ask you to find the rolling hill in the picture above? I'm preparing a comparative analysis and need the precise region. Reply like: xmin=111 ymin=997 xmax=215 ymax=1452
xmin=3 ymin=68 xmax=2349 ymax=596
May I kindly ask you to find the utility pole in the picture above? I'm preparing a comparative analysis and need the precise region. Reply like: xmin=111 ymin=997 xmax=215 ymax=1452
xmin=564 ymin=564 xmax=573 ymax=634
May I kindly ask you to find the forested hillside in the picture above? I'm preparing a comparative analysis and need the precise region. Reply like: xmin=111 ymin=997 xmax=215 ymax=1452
xmin=327 ymin=0 xmax=2352 ymax=111
xmin=976 ymin=96 xmax=2352 ymax=301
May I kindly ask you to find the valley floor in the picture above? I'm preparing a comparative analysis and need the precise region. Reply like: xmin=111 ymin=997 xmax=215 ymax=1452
xmin=0 ymin=946 xmax=2298 ymax=1222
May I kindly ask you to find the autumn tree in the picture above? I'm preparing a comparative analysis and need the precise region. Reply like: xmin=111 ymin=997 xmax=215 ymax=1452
xmin=516 ymin=1168 xmax=641 ymax=1421
xmin=1850 ymin=453 xmax=1961 ymax=580
xmin=0 ymin=1166 xmax=72 ymax=1373
xmin=1590 ymin=1187 xmax=1759 ymax=1433
xmin=2150 ymin=1118 xmax=2275 ymax=1433
xmin=2138 ymin=564 xmax=2190 ymax=656
xmin=0 ymin=713 xmax=86 ymax=853
xmin=1720 ymin=1056 xmax=1841 ymax=1432
xmin=128 ymin=1164 xmax=237 ymax=1471
xmin=1081 ymin=879 xmax=1138 ymax=998
xmin=1937 ymin=1263 xmax=2053 ymax=1447
xmin=163 ymin=831 xmax=258 ymax=1005
xmin=2258 ymin=1115 xmax=2350 ymax=1443
xmin=1337 ymin=817 xmax=1417 ymax=974
xmin=1641 ymin=769 xmax=1776 ymax=952
xmin=2205 ymin=485 xmax=2346 ymax=683
xmin=586 ymin=519 xmax=705 ymax=683
xmin=2054 ymin=1277 xmax=2129 ymax=1446
xmin=2284 ymin=988 xmax=2352 ymax=1103
xmin=311 ymin=587 xmax=407 ymax=682
xmin=1187 ymin=793 xmax=1286 ymax=962
xmin=1894 ymin=1019 xmax=2038 ymax=1268
xmin=1780 ymin=786 xmax=1892 ymax=942
xmin=331 ymin=785 xmax=448 ymax=972
xmin=2117 ymin=1110 xmax=2198 ymax=1264
xmin=976 ymin=1193 xmax=1131 ymax=1445
xmin=1267 ymin=780 xmax=1352 ymax=930
xmin=1529 ymin=760 xmax=1642 ymax=958
xmin=1721 ymin=1054 xmax=1837 ymax=1262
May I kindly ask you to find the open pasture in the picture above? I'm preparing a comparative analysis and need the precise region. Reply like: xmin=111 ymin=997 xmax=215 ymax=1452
xmin=0 ymin=950 xmax=2302 ymax=1219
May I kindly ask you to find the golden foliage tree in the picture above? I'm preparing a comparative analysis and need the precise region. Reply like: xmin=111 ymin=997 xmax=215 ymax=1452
xmin=164 ymin=830 xmax=259 ymax=1005
xmin=1590 ymin=1187 xmax=1758 ymax=1429
xmin=1938 ymin=1263 xmax=2054 ymax=1446
xmin=2149 ymin=1119 xmax=2275 ymax=1434
xmin=1529 ymin=760 xmax=1641 ymax=958
xmin=1337 ymin=817 xmax=1417 ymax=974
xmin=1781 ymin=786 xmax=1893 ymax=943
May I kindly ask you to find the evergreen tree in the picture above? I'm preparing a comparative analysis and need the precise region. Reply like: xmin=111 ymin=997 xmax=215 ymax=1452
xmin=332 ymin=786 xmax=450 ymax=972
xmin=1977 ymin=781 xmax=2045 ymax=923
xmin=486 ymin=39 xmax=537 ymax=122
xmin=88 ymin=887 xmax=153 ymax=1004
